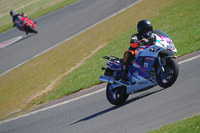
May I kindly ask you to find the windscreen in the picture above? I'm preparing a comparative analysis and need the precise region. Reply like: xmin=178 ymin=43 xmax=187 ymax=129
xmin=153 ymin=30 xmax=177 ymax=53
xmin=153 ymin=30 xmax=171 ymax=38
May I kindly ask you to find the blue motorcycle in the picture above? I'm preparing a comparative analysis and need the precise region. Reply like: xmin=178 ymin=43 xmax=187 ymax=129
xmin=99 ymin=30 xmax=179 ymax=105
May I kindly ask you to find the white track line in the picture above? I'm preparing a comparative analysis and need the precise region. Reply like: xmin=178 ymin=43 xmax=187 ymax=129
xmin=0 ymin=88 xmax=105 ymax=125
xmin=1 ymin=0 xmax=200 ymax=124
xmin=0 ymin=54 xmax=199 ymax=125
xmin=0 ymin=0 xmax=141 ymax=77
xmin=0 ymin=0 xmax=142 ymax=124
xmin=0 ymin=36 xmax=22 ymax=49
xmin=178 ymin=54 xmax=200 ymax=64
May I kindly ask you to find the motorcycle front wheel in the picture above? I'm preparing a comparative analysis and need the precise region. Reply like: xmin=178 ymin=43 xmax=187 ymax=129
xmin=25 ymin=26 xmax=38 ymax=34
xmin=106 ymin=83 xmax=129 ymax=105
xmin=156 ymin=58 xmax=179 ymax=88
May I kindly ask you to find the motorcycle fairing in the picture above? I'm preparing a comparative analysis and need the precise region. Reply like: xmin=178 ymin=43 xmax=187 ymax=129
xmin=135 ymin=56 xmax=156 ymax=72
xmin=124 ymin=46 xmax=158 ymax=93
xmin=100 ymin=30 xmax=178 ymax=99
xmin=126 ymin=67 xmax=156 ymax=94
xmin=128 ymin=57 xmax=155 ymax=81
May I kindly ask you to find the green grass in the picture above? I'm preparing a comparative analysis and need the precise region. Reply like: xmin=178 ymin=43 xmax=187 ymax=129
xmin=151 ymin=0 xmax=200 ymax=55
xmin=36 ymin=29 xmax=133 ymax=103
xmin=29 ymin=0 xmax=77 ymax=19
xmin=0 ymin=0 xmax=199 ymax=127
xmin=0 ymin=0 xmax=77 ymax=33
xmin=37 ymin=0 xmax=200 ymax=103
xmin=148 ymin=114 xmax=200 ymax=133
xmin=1 ymin=0 xmax=178 ymax=120
xmin=0 ymin=0 xmax=198 ymax=131
xmin=25 ymin=0 xmax=200 ymax=131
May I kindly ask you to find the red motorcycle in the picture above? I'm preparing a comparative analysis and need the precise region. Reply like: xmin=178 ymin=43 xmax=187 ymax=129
xmin=17 ymin=16 xmax=38 ymax=35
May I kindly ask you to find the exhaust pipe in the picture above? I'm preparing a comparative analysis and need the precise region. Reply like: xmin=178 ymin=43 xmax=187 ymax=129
xmin=99 ymin=75 xmax=128 ymax=86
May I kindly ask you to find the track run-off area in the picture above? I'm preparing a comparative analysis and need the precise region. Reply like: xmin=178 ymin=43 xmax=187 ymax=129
xmin=0 ymin=52 xmax=200 ymax=133
xmin=0 ymin=0 xmax=200 ymax=132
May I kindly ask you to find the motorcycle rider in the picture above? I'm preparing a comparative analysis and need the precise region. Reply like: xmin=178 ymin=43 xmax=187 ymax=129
xmin=10 ymin=10 xmax=35 ymax=35
xmin=121 ymin=19 xmax=156 ymax=81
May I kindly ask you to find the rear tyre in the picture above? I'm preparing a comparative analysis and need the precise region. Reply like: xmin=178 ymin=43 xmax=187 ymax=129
xmin=156 ymin=58 xmax=179 ymax=88
xmin=106 ymin=83 xmax=129 ymax=105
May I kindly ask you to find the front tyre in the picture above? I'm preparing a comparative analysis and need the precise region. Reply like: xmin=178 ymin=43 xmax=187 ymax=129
xmin=25 ymin=26 xmax=38 ymax=34
xmin=156 ymin=58 xmax=179 ymax=88
xmin=106 ymin=83 xmax=129 ymax=105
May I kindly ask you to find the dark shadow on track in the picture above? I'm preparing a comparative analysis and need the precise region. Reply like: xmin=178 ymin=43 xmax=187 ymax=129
xmin=15 ymin=34 xmax=35 ymax=43
xmin=69 ymin=88 xmax=165 ymax=126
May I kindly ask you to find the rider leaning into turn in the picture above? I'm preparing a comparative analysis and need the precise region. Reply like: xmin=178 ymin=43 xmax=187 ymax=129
xmin=10 ymin=10 xmax=29 ymax=28
xmin=121 ymin=19 xmax=156 ymax=81
xmin=10 ymin=10 xmax=35 ymax=34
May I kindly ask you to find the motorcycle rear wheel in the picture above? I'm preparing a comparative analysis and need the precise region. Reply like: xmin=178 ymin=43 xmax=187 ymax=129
xmin=106 ymin=83 xmax=129 ymax=105
xmin=156 ymin=58 xmax=179 ymax=88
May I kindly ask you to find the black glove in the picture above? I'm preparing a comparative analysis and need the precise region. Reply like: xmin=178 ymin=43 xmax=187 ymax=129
xmin=139 ymin=35 xmax=156 ymax=46
xmin=138 ymin=38 xmax=149 ymax=46
xmin=148 ymin=34 xmax=156 ymax=44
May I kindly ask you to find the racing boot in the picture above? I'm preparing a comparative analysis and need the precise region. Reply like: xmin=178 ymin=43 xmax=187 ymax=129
xmin=120 ymin=65 xmax=129 ymax=82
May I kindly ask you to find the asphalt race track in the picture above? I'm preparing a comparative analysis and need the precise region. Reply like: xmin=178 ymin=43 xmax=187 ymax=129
xmin=0 ymin=0 xmax=138 ymax=75
xmin=0 ymin=53 xmax=200 ymax=133
xmin=0 ymin=0 xmax=200 ymax=133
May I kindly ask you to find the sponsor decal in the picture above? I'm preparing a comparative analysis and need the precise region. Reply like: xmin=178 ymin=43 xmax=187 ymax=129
xmin=145 ymin=57 xmax=154 ymax=61
xmin=144 ymin=62 xmax=149 ymax=68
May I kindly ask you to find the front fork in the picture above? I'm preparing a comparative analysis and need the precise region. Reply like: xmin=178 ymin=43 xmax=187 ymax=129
xmin=157 ymin=56 xmax=164 ymax=74
xmin=157 ymin=56 xmax=176 ymax=75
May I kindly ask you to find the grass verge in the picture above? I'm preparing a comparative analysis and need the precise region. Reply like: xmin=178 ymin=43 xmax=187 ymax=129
xmin=33 ymin=0 xmax=200 ymax=104
xmin=0 ymin=0 xmax=77 ymax=33
xmin=148 ymin=114 xmax=200 ymax=133
xmin=0 ymin=0 xmax=199 ymax=123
